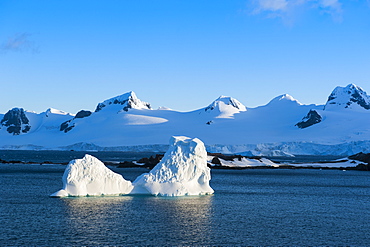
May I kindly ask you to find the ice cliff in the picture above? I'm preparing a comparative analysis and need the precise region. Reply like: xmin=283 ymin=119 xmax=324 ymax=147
xmin=132 ymin=136 xmax=214 ymax=196
xmin=51 ymin=136 xmax=214 ymax=197
xmin=50 ymin=154 xmax=133 ymax=197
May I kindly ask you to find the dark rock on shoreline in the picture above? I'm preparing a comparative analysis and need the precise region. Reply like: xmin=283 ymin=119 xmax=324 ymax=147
xmin=348 ymin=152 xmax=370 ymax=164
xmin=348 ymin=152 xmax=370 ymax=170
xmin=136 ymin=154 xmax=164 ymax=168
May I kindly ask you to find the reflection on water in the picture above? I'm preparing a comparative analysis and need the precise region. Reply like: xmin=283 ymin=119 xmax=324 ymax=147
xmin=4 ymin=164 xmax=370 ymax=245
xmin=62 ymin=197 xmax=133 ymax=245
xmin=62 ymin=195 xmax=213 ymax=245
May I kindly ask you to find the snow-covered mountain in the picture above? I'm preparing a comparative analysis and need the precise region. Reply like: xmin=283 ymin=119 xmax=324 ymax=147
xmin=95 ymin=91 xmax=151 ymax=112
xmin=0 ymin=108 xmax=31 ymax=135
xmin=203 ymin=96 xmax=247 ymax=119
xmin=1 ymin=84 xmax=370 ymax=156
xmin=324 ymin=84 xmax=370 ymax=110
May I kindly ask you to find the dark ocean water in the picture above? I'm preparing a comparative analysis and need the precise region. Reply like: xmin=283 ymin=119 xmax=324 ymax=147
xmin=0 ymin=150 xmax=158 ymax=163
xmin=0 ymin=150 xmax=345 ymax=164
xmin=1 ymin=162 xmax=370 ymax=246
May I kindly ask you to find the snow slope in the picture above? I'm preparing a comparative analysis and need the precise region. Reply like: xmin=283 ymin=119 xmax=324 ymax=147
xmin=207 ymin=155 xmax=364 ymax=168
xmin=2 ymin=84 xmax=370 ymax=156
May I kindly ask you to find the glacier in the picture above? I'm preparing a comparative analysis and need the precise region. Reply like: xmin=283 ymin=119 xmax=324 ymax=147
xmin=3 ymin=84 xmax=370 ymax=156
xmin=51 ymin=136 xmax=214 ymax=197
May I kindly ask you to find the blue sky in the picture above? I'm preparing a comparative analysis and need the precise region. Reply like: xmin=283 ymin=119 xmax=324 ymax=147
xmin=1 ymin=0 xmax=370 ymax=113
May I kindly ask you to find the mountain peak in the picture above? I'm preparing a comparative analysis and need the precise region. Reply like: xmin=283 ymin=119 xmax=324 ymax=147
xmin=0 ymin=108 xmax=31 ymax=135
xmin=206 ymin=96 xmax=247 ymax=112
xmin=44 ymin=108 xmax=71 ymax=117
xmin=95 ymin=91 xmax=151 ymax=112
xmin=204 ymin=96 xmax=246 ymax=118
xmin=267 ymin=94 xmax=302 ymax=106
xmin=324 ymin=84 xmax=370 ymax=110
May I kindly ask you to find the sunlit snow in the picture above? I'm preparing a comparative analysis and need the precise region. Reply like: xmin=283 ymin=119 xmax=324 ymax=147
xmin=51 ymin=136 xmax=214 ymax=197
xmin=132 ymin=136 xmax=214 ymax=196
xmin=3 ymin=84 xmax=370 ymax=156
xmin=50 ymin=154 xmax=133 ymax=197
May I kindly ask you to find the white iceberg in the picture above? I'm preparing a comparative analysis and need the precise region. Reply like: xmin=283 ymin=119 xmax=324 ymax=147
xmin=50 ymin=154 xmax=133 ymax=197
xmin=131 ymin=136 xmax=214 ymax=196
xmin=51 ymin=136 xmax=214 ymax=197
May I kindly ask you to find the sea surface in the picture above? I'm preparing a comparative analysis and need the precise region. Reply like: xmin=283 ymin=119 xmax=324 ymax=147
xmin=1 ymin=152 xmax=370 ymax=245
xmin=0 ymin=150 xmax=158 ymax=163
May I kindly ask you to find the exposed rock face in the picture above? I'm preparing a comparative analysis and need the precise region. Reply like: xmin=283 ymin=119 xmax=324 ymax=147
xmin=348 ymin=152 xmax=370 ymax=164
xmin=75 ymin=110 xmax=92 ymax=119
xmin=60 ymin=110 xmax=92 ymax=133
xmin=0 ymin=108 xmax=31 ymax=135
xmin=136 ymin=154 xmax=164 ymax=168
xmin=324 ymin=84 xmax=370 ymax=110
xmin=297 ymin=84 xmax=369 ymax=129
xmin=95 ymin=91 xmax=151 ymax=112
xmin=60 ymin=121 xmax=72 ymax=133
xmin=296 ymin=110 xmax=322 ymax=129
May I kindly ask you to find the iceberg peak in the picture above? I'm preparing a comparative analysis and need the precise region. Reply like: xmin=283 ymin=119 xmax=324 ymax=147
xmin=51 ymin=154 xmax=133 ymax=197
xmin=95 ymin=91 xmax=151 ymax=112
xmin=132 ymin=136 xmax=214 ymax=196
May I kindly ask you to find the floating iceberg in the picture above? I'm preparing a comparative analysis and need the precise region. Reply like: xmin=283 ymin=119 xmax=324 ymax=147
xmin=50 ymin=154 xmax=133 ymax=197
xmin=132 ymin=136 xmax=214 ymax=196
xmin=51 ymin=136 xmax=214 ymax=197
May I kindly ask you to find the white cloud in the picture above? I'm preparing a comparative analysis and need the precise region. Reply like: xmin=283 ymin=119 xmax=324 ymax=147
xmin=255 ymin=0 xmax=288 ymax=11
xmin=251 ymin=0 xmax=343 ymax=22
xmin=1 ymin=33 xmax=39 ymax=53
xmin=317 ymin=0 xmax=342 ymax=21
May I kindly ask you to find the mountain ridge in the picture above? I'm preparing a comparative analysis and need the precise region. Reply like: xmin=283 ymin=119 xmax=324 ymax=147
xmin=1 ymin=84 xmax=370 ymax=156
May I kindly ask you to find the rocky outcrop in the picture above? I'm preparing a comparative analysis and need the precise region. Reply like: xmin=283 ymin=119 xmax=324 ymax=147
xmin=74 ymin=110 xmax=92 ymax=119
xmin=136 ymin=154 xmax=164 ymax=168
xmin=296 ymin=110 xmax=322 ymax=129
xmin=60 ymin=110 xmax=92 ymax=133
xmin=0 ymin=108 xmax=31 ymax=135
xmin=348 ymin=152 xmax=370 ymax=164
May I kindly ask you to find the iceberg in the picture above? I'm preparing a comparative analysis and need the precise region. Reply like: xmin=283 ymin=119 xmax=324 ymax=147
xmin=51 ymin=136 xmax=214 ymax=197
xmin=50 ymin=154 xmax=133 ymax=197
xmin=132 ymin=136 xmax=214 ymax=196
